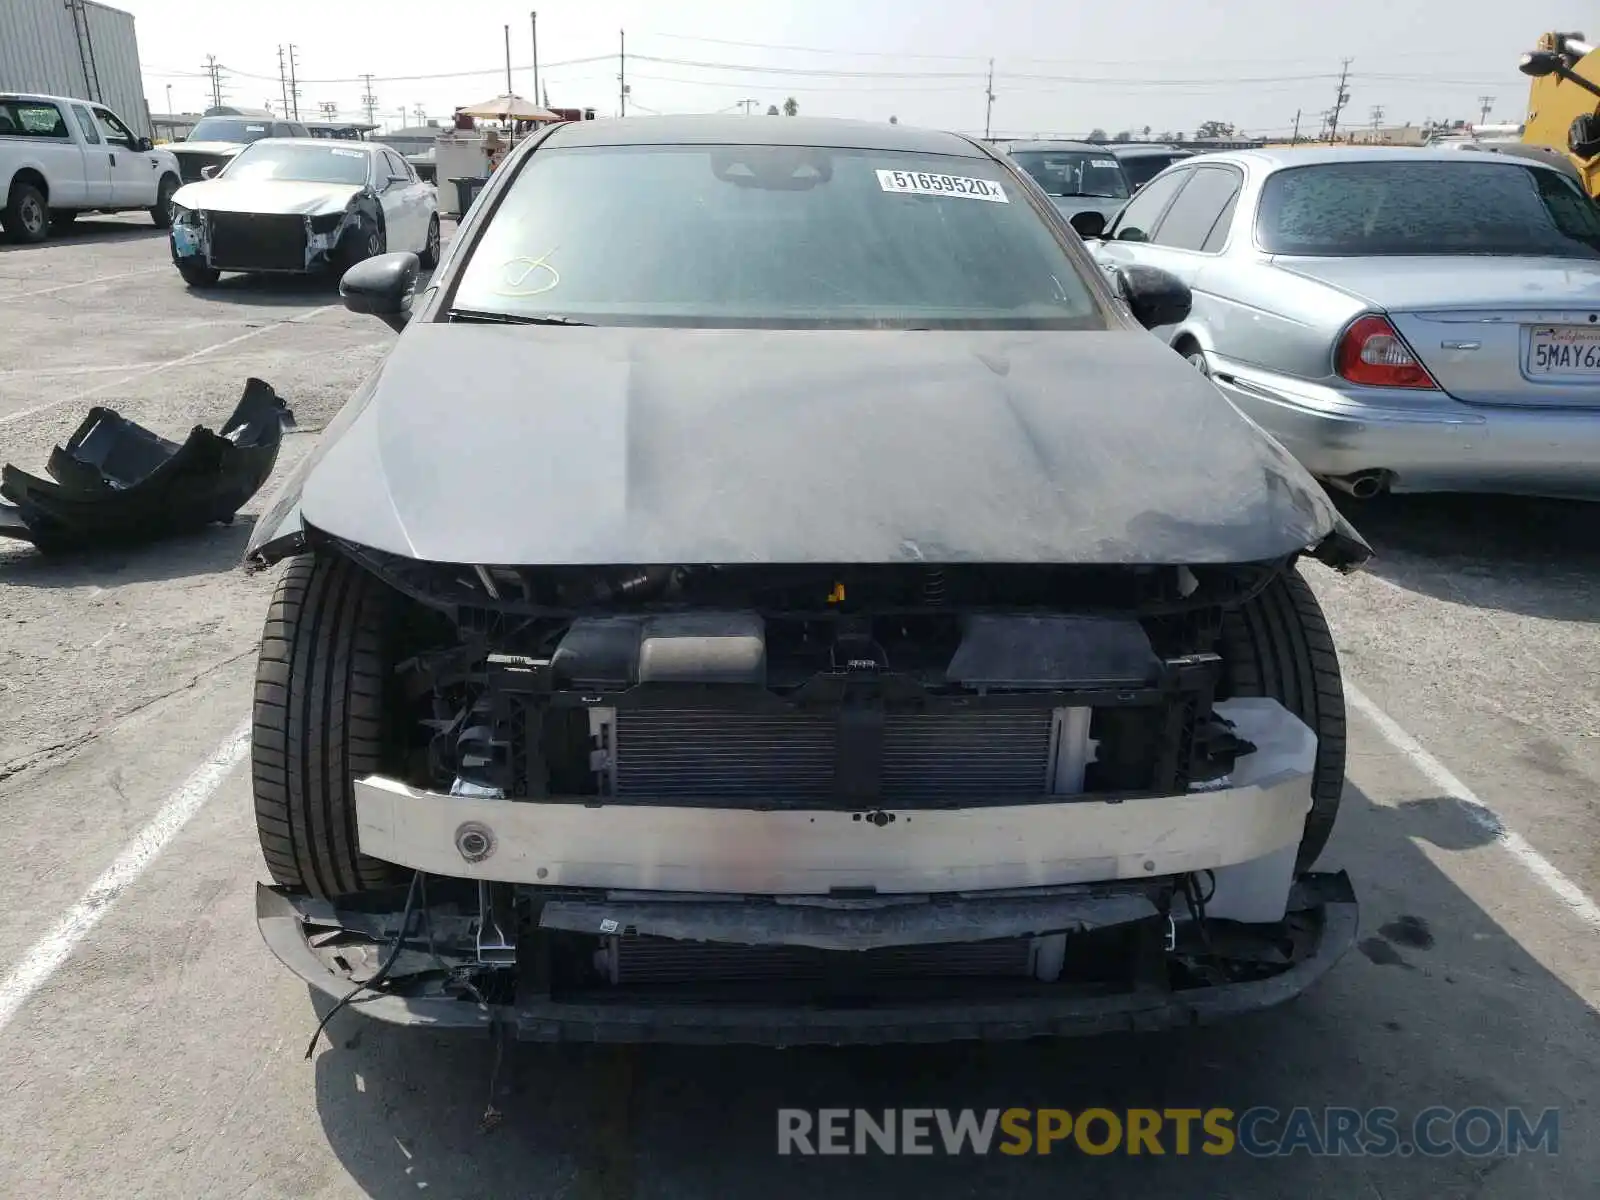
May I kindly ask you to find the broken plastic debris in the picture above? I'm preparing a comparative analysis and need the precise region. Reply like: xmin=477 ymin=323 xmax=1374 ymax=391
xmin=0 ymin=378 xmax=294 ymax=552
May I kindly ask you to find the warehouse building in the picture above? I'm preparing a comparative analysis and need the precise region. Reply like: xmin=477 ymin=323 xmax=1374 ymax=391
xmin=0 ymin=0 xmax=153 ymax=137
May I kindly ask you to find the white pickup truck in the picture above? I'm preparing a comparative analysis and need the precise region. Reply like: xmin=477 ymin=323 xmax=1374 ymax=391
xmin=1 ymin=92 xmax=182 ymax=243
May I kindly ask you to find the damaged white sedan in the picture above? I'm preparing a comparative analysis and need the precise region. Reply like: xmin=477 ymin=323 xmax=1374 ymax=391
xmin=167 ymin=139 xmax=438 ymax=287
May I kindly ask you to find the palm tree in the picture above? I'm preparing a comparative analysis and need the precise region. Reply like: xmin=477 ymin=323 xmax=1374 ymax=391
xmin=783 ymin=97 xmax=799 ymax=116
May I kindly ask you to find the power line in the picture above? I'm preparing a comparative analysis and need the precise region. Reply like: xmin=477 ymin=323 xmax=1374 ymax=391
xmin=637 ymin=30 xmax=1497 ymax=68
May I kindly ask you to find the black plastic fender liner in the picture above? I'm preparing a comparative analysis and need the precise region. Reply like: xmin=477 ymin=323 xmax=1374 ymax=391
xmin=256 ymin=873 xmax=1358 ymax=1045
xmin=0 ymin=378 xmax=294 ymax=552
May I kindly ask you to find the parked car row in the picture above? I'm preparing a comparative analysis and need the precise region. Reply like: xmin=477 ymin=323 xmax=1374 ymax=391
xmin=1080 ymin=147 xmax=1600 ymax=501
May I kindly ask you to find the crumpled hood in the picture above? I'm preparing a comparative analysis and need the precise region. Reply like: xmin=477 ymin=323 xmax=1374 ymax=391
xmin=170 ymin=179 xmax=362 ymax=216
xmin=300 ymin=324 xmax=1346 ymax=566
xmin=1271 ymin=255 xmax=1600 ymax=311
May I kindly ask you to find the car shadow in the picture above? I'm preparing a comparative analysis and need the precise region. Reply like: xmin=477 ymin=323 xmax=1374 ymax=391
xmin=1336 ymin=492 xmax=1600 ymax=623
xmin=0 ymin=219 xmax=163 ymax=251
xmin=307 ymin=781 xmax=1599 ymax=1199
xmin=0 ymin=514 xmax=255 ymax=583
xmin=192 ymin=264 xmax=442 ymax=308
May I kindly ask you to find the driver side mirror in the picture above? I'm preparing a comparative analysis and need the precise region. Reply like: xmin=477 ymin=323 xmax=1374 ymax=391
xmin=1068 ymin=210 xmax=1106 ymax=239
xmin=1115 ymin=265 xmax=1191 ymax=330
xmin=200 ymin=164 xmax=221 ymax=180
xmin=341 ymin=251 xmax=420 ymax=332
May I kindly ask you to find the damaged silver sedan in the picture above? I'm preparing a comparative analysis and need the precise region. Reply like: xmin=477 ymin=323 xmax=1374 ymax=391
xmin=167 ymin=139 xmax=439 ymax=287
xmin=247 ymin=116 xmax=1369 ymax=1048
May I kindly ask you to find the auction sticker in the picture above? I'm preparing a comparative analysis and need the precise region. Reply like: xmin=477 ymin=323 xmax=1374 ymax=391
xmin=876 ymin=169 xmax=1008 ymax=202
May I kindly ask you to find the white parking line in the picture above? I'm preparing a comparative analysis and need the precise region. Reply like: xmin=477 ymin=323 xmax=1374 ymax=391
xmin=0 ymin=266 xmax=166 ymax=303
xmin=0 ymin=305 xmax=336 ymax=429
xmin=1346 ymin=681 xmax=1600 ymax=933
xmin=0 ymin=718 xmax=251 ymax=1036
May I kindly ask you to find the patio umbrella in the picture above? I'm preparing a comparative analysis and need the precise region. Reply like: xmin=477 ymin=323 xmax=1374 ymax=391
xmin=455 ymin=94 xmax=560 ymax=122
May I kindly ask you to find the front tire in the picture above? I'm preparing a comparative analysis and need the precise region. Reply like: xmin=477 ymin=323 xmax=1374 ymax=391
xmin=1219 ymin=566 xmax=1346 ymax=871
xmin=177 ymin=262 xmax=220 ymax=287
xmin=340 ymin=216 xmax=385 ymax=269
xmin=252 ymin=554 xmax=402 ymax=898
xmin=151 ymin=175 xmax=179 ymax=228
xmin=419 ymin=213 xmax=440 ymax=268
xmin=3 ymin=182 xmax=50 ymax=243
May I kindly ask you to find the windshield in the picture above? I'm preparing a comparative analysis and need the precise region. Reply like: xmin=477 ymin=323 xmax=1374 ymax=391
xmin=1257 ymin=161 xmax=1600 ymax=258
xmin=450 ymin=144 xmax=1103 ymax=329
xmin=1119 ymin=152 xmax=1188 ymax=190
xmin=187 ymin=118 xmax=270 ymax=144
xmin=1009 ymin=151 xmax=1130 ymax=199
xmin=221 ymin=143 xmax=371 ymax=185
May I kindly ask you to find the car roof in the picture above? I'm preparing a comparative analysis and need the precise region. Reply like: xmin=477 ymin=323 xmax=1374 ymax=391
xmin=1107 ymin=145 xmax=1190 ymax=158
xmin=1 ymin=92 xmax=101 ymax=107
xmin=1198 ymin=144 xmax=1571 ymax=174
xmin=1003 ymin=140 xmax=1104 ymax=154
xmin=541 ymin=114 xmax=984 ymax=157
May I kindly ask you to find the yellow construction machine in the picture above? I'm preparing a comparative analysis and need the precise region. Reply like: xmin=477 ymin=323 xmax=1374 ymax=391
xmin=1519 ymin=31 xmax=1600 ymax=198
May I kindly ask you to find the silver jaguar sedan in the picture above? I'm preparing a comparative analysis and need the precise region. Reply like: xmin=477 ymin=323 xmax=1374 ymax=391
xmin=1087 ymin=146 xmax=1600 ymax=501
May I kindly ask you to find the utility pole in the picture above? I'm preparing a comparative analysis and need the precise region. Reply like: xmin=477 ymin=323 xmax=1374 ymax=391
xmin=165 ymin=83 xmax=173 ymax=117
xmin=1477 ymin=94 xmax=1495 ymax=124
xmin=1291 ymin=108 xmax=1301 ymax=144
xmin=413 ymin=103 xmax=427 ymax=125
xmin=1327 ymin=57 xmax=1352 ymax=143
xmin=277 ymin=46 xmax=290 ymax=116
xmin=984 ymin=58 xmax=995 ymax=140
xmin=203 ymin=55 xmax=226 ymax=109
xmin=319 ymin=101 xmax=337 ymax=120
xmin=530 ymin=11 xmax=540 ymax=112
xmin=287 ymin=44 xmax=301 ymax=120
xmin=619 ymin=29 xmax=627 ymax=117
xmin=737 ymin=98 xmax=758 ymax=115
xmin=1369 ymin=104 xmax=1384 ymax=142
xmin=360 ymin=74 xmax=378 ymax=125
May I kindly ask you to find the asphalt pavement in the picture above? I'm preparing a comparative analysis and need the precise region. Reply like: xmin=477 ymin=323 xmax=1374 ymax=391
xmin=0 ymin=216 xmax=1596 ymax=1199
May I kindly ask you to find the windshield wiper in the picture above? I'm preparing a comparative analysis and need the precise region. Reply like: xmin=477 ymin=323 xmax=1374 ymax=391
xmin=450 ymin=309 xmax=594 ymax=326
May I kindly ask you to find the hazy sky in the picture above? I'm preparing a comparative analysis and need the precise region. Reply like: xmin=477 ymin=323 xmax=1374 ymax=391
xmin=123 ymin=0 xmax=1591 ymax=138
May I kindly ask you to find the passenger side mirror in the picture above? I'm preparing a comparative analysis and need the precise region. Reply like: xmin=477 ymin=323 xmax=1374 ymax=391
xmin=341 ymin=251 xmax=420 ymax=332
xmin=1069 ymin=210 xmax=1106 ymax=239
xmin=200 ymin=164 xmax=221 ymax=179
xmin=1115 ymin=265 xmax=1191 ymax=330
xmin=136 ymin=136 xmax=154 ymax=152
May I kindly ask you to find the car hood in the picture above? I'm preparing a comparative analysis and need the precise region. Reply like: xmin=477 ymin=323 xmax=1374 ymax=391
xmin=298 ymin=325 xmax=1355 ymax=567
xmin=1270 ymin=255 xmax=1600 ymax=311
xmin=170 ymin=179 xmax=362 ymax=216
xmin=168 ymin=141 xmax=249 ymax=157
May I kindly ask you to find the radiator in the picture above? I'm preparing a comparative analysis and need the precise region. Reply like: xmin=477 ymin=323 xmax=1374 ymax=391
xmin=610 ymin=709 xmax=1054 ymax=804
xmin=207 ymin=213 xmax=306 ymax=271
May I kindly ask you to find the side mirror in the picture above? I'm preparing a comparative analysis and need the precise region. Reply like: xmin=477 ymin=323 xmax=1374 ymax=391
xmin=200 ymin=164 xmax=221 ymax=179
xmin=1519 ymin=50 xmax=1562 ymax=77
xmin=136 ymin=136 xmax=154 ymax=152
xmin=1116 ymin=265 xmax=1191 ymax=330
xmin=341 ymin=251 xmax=420 ymax=332
xmin=1069 ymin=210 xmax=1106 ymax=239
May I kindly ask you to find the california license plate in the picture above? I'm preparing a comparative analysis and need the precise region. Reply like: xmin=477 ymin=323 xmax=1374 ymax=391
xmin=1528 ymin=325 xmax=1600 ymax=373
